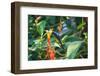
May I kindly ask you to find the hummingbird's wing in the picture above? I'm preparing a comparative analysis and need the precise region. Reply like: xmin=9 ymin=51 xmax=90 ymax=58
xmin=52 ymin=31 xmax=64 ymax=49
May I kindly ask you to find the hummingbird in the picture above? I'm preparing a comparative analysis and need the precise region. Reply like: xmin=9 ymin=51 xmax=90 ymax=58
xmin=46 ymin=29 xmax=64 ymax=50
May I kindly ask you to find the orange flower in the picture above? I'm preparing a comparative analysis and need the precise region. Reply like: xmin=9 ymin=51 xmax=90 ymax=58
xmin=47 ymin=32 xmax=51 ymax=46
xmin=46 ymin=47 xmax=55 ymax=60
xmin=49 ymin=50 xmax=55 ymax=60
xmin=46 ymin=29 xmax=55 ymax=60
xmin=46 ymin=29 xmax=53 ymax=46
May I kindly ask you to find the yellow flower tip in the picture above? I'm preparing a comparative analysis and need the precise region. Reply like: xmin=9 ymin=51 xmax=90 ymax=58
xmin=47 ymin=32 xmax=50 ymax=39
xmin=45 ymin=29 xmax=53 ymax=41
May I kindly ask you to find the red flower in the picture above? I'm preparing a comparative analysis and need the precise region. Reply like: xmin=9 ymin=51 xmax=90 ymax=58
xmin=46 ymin=29 xmax=55 ymax=60
xmin=46 ymin=47 xmax=55 ymax=60
xmin=49 ymin=50 xmax=55 ymax=60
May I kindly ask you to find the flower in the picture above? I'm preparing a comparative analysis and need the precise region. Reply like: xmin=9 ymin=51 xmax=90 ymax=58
xmin=46 ymin=29 xmax=55 ymax=60
xmin=49 ymin=49 xmax=55 ymax=60
xmin=46 ymin=47 xmax=55 ymax=60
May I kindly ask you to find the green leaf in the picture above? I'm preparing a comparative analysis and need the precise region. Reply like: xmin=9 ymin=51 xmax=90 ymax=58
xmin=54 ymin=43 xmax=60 ymax=48
xmin=48 ymin=16 xmax=56 ymax=25
xmin=77 ymin=18 xmax=86 ymax=30
xmin=37 ymin=20 xmax=46 ymax=36
xmin=62 ymin=35 xmax=80 ymax=43
xmin=64 ymin=42 xmax=71 ymax=49
xmin=66 ymin=41 xmax=83 ymax=59
xmin=61 ymin=35 xmax=68 ymax=43
xmin=28 ymin=51 xmax=39 ymax=60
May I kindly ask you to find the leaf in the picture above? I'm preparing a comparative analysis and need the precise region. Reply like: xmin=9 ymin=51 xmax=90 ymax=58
xmin=61 ymin=35 xmax=68 ymax=43
xmin=77 ymin=18 xmax=86 ymax=30
xmin=62 ymin=35 xmax=80 ymax=43
xmin=28 ymin=51 xmax=39 ymax=60
xmin=28 ymin=15 xmax=34 ymax=24
xmin=28 ymin=39 xmax=34 ymax=46
xmin=66 ymin=41 xmax=83 ymax=59
xmin=37 ymin=20 xmax=46 ymax=35
xmin=47 ymin=16 xmax=56 ymax=25
xmin=66 ymin=36 xmax=80 ymax=42
xmin=64 ymin=42 xmax=71 ymax=49
xmin=54 ymin=43 xmax=60 ymax=48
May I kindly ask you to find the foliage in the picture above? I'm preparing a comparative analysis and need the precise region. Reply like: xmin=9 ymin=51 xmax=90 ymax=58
xmin=28 ymin=15 xmax=88 ymax=60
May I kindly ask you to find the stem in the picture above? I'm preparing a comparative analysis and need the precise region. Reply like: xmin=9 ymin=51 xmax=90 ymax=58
xmin=56 ymin=51 xmax=65 ymax=56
